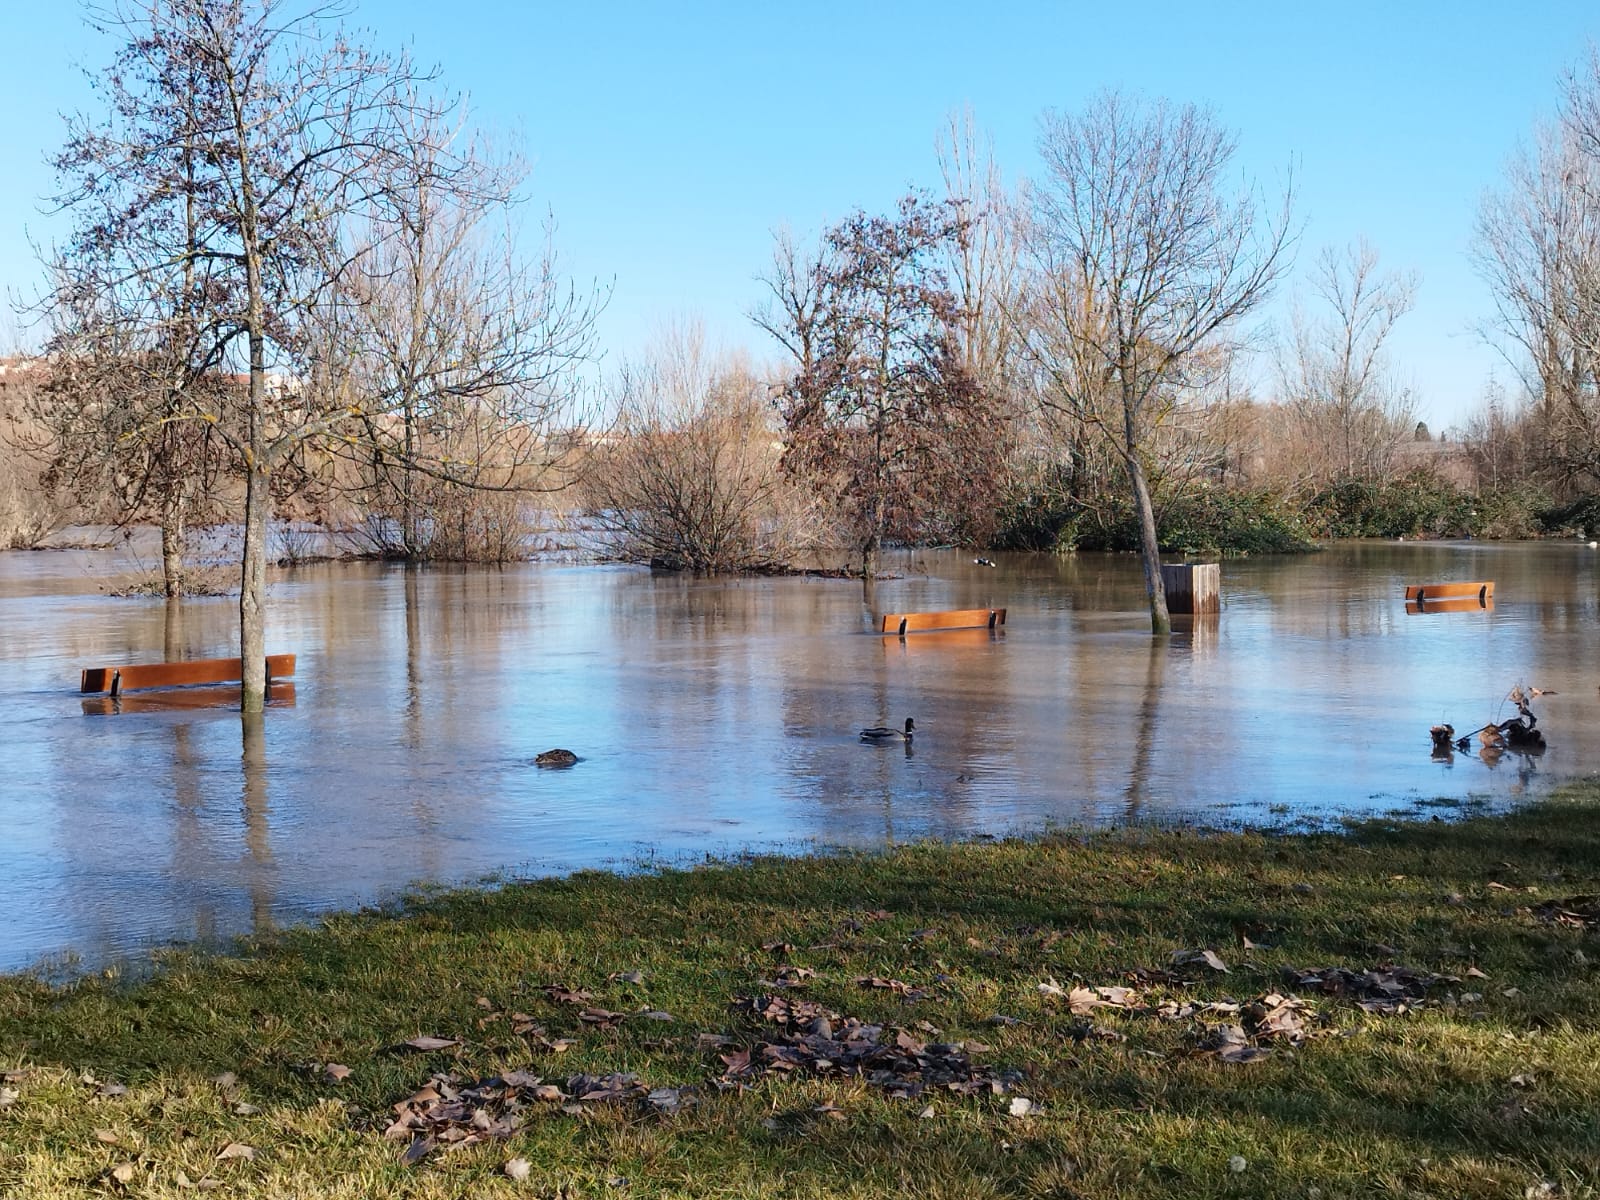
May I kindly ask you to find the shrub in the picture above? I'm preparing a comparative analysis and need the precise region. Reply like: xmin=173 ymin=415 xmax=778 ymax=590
xmin=586 ymin=335 xmax=830 ymax=573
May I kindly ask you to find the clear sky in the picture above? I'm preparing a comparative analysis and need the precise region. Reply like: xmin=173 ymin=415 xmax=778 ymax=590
xmin=3 ymin=1 xmax=1596 ymax=430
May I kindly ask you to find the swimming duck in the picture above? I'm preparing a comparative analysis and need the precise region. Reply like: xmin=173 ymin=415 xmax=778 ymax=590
xmin=860 ymin=718 xmax=915 ymax=743
xmin=535 ymin=748 xmax=578 ymax=767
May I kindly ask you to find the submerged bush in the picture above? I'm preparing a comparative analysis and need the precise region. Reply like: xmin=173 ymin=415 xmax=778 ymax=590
xmin=992 ymin=475 xmax=1315 ymax=557
xmin=586 ymin=333 xmax=830 ymax=573
xmin=1303 ymin=470 xmax=1475 ymax=539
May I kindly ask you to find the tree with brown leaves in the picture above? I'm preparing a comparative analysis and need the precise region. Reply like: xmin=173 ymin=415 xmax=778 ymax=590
xmin=762 ymin=193 xmax=1007 ymax=577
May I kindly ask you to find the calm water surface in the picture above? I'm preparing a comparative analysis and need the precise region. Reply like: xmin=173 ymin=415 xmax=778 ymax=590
xmin=3 ymin=541 xmax=1598 ymax=972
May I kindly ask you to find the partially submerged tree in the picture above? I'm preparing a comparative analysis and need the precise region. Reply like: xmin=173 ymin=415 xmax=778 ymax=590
xmin=762 ymin=193 xmax=1007 ymax=576
xmin=47 ymin=0 xmax=591 ymax=707
xmin=1474 ymin=60 xmax=1600 ymax=490
xmin=1279 ymin=240 xmax=1418 ymax=486
xmin=332 ymin=105 xmax=601 ymax=560
xmin=37 ymin=27 xmax=235 ymax=596
xmin=1023 ymin=91 xmax=1293 ymax=633
xmin=589 ymin=323 xmax=827 ymax=572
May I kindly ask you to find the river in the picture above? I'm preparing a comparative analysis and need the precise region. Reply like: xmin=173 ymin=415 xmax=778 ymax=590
xmin=2 ymin=539 xmax=1597 ymax=972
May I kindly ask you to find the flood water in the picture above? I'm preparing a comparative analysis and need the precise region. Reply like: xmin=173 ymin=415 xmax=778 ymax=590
xmin=3 ymin=539 xmax=1599 ymax=973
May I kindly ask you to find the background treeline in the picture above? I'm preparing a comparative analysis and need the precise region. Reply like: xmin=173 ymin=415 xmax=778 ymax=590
xmin=5 ymin=4 xmax=1600 ymax=604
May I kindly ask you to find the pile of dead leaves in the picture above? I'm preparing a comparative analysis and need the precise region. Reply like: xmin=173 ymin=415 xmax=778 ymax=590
xmin=1282 ymin=964 xmax=1448 ymax=1015
xmin=1045 ymin=978 xmax=1323 ymax=1064
xmin=1532 ymin=895 xmax=1599 ymax=929
xmin=728 ymin=994 xmax=1017 ymax=1098
xmin=385 ymin=1070 xmax=679 ymax=1165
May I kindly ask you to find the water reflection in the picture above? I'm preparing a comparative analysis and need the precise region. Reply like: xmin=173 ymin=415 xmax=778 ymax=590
xmin=240 ymin=711 xmax=274 ymax=935
xmin=3 ymin=541 xmax=1600 ymax=971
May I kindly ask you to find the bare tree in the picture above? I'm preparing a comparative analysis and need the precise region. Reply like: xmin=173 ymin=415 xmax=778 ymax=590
xmin=330 ymin=105 xmax=601 ymax=559
xmin=37 ymin=26 xmax=236 ymax=596
xmin=589 ymin=322 xmax=826 ymax=572
xmin=1279 ymin=240 xmax=1417 ymax=485
xmin=48 ymin=0 xmax=491 ymax=709
xmin=764 ymin=193 xmax=1006 ymax=576
xmin=1475 ymin=56 xmax=1600 ymax=490
xmin=937 ymin=107 xmax=1023 ymax=399
xmin=1023 ymin=91 xmax=1293 ymax=633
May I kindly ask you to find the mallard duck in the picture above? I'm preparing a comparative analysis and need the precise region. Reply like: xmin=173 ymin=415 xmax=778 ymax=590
xmin=860 ymin=718 xmax=914 ymax=743
xmin=535 ymin=748 xmax=578 ymax=767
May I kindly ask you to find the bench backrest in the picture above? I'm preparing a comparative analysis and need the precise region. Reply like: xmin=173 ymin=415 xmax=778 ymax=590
xmin=879 ymin=608 xmax=1006 ymax=635
xmin=80 ymin=654 xmax=297 ymax=694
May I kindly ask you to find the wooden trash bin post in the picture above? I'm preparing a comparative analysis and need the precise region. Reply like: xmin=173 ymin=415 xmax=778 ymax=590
xmin=1159 ymin=563 xmax=1220 ymax=615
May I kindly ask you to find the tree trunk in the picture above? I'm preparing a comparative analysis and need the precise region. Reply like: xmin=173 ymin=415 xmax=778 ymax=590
xmin=160 ymin=493 xmax=186 ymax=599
xmin=862 ymin=531 xmax=880 ymax=582
xmin=240 ymin=324 xmax=269 ymax=712
xmin=1124 ymin=452 xmax=1170 ymax=635
xmin=240 ymin=459 xmax=270 ymax=711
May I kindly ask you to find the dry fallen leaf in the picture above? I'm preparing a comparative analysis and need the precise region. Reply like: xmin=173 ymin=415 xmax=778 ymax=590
xmin=504 ymin=1157 xmax=532 ymax=1182
xmin=610 ymin=970 xmax=645 ymax=986
xmin=402 ymin=1036 xmax=459 ymax=1053
xmin=0 ymin=1087 xmax=17 ymax=1108
xmin=1466 ymin=966 xmax=1488 ymax=979
xmin=324 ymin=1063 xmax=352 ymax=1082
xmin=1008 ymin=1096 xmax=1034 ymax=1117
xmin=216 ymin=1142 xmax=256 ymax=1161
xmin=110 ymin=1163 xmax=137 ymax=1184
xmin=1218 ymin=1044 xmax=1273 ymax=1064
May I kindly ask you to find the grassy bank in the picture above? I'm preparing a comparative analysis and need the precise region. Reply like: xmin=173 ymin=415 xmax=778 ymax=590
xmin=3 ymin=794 xmax=1600 ymax=1198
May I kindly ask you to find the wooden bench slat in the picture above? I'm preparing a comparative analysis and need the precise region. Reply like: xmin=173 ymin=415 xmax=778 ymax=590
xmin=81 ymin=682 xmax=298 ymax=714
xmin=1402 ymin=581 xmax=1494 ymax=602
xmin=1405 ymin=597 xmax=1496 ymax=615
xmin=80 ymin=654 xmax=296 ymax=694
xmin=878 ymin=608 xmax=1005 ymax=635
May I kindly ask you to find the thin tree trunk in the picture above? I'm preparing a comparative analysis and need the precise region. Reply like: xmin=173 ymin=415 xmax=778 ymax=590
xmin=160 ymin=492 xmax=186 ymax=599
xmin=862 ymin=531 xmax=880 ymax=582
xmin=240 ymin=327 xmax=269 ymax=712
xmin=1125 ymin=452 xmax=1170 ymax=635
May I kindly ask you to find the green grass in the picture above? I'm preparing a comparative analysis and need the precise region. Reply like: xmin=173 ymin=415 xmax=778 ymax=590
xmin=4 ymin=791 xmax=1600 ymax=1198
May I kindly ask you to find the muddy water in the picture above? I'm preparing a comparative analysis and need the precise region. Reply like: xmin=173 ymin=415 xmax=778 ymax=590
xmin=3 ymin=540 xmax=1598 ymax=972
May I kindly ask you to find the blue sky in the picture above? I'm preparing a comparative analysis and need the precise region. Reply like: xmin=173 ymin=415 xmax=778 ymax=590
xmin=3 ymin=1 xmax=1596 ymax=429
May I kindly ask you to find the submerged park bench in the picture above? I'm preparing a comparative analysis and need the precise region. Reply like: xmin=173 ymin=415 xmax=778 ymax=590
xmin=1403 ymin=581 xmax=1494 ymax=614
xmin=80 ymin=654 xmax=296 ymax=698
xmin=878 ymin=608 xmax=1006 ymax=636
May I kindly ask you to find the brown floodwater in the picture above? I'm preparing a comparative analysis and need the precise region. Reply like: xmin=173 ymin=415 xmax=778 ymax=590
xmin=3 ymin=539 xmax=1598 ymax=973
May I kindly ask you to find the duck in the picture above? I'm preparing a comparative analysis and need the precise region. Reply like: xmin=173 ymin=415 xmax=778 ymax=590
xmin=860 ymin=718 xmax=915 ymax=743
xmin=535 ymin=748 xmax=579 ymax=767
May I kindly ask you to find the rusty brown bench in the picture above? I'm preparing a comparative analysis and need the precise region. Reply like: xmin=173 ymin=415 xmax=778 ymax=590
xmin=80 ymin=654 xmax=296 ymax=698
xmin=878 ymin=608 xmax=1005 ymax=636
xmin=1403 ymin=581 xmax=1493 ymax=606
